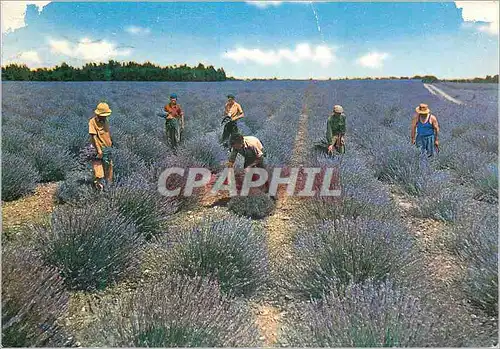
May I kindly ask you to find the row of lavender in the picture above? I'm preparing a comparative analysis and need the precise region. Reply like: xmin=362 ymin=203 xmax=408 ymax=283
xmin=276 ymin=80 xmax=497 ymax=346
xmin=1 ymin=81 xmax=306 ymax=346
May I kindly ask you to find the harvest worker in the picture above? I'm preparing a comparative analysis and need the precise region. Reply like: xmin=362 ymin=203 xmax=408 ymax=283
xmin=226 ymin=134 xmax=265 ymax=169
xmin=326 ymin=104 xmax=346 ymax=154
xmin=411 ymin=103 xmax=440 ymax=157
xmin=163 ymin=93 xmax=184 ymax=147
xmin=89 ymin=102 xmax=113 ymax=190
xmin=226 ymin=133 xmax=270 ymax=195
xmin=221 ymin=94 xmax=245 ymax=145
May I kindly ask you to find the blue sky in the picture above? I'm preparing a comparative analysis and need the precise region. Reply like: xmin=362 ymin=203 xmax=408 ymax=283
xmin=2 ymin=1 xmax=498 ymax=79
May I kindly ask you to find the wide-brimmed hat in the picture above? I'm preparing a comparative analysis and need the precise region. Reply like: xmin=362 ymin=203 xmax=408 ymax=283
xmin=95 ymin=102 xmax=112 ymax=117
xmin=415 ymin=103 xmax=430 ymax=115
xmin=333 ymin=105 xmax=344 ymax=114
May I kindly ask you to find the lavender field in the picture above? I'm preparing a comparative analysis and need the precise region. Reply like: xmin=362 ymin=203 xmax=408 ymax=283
xmin=2 ymin=80 xmax=498 ymax=347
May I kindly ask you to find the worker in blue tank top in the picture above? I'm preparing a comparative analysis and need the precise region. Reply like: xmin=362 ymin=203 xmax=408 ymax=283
xmin=411 ymin=103 xmax=440 ymax=157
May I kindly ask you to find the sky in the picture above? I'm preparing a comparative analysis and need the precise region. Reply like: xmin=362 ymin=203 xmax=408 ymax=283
xmin=1 ymin=1 xmax=499 ymax=79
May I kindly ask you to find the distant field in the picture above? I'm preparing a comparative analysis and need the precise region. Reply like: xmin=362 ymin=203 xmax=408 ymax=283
xmin=2 ymin=80 xmax=498 ymax=347
xmin=437 ymin=81 xmax=498 ymax=106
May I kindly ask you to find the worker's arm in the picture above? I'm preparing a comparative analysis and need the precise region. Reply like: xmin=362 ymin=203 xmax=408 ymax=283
xmin=232 ymin=104 xmax=244 ymax=121
xmin=164 ymin=105 xmax=172 ymax=119
xmin=91 ymin=135 xmax=103 ymax=158
xmin=89 ymin=120 xmax=102 ymax=158
xmin=410 ymin=114 xmax=418 ymax=144
xmin=339 ymin=115 xmax=346 ymax=142
xmin=431 ymin=115 xmax=440 ymax=144
xmin=179 ymin=105 xmax=185 ymax=128
xmin=326 ymin=117 xmax=334 ymax=145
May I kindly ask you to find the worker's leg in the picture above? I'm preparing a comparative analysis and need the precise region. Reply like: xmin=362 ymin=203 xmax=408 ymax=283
xmin=234 ymin=119 xmax=244 ymax=135
xmin=331 ymin=135 xmax=339 ymax=154
xmin=415 ymin=136 xmax=425 ymax=155
xmin=173 ymin=119 xmax=181 ymax=144
xmin=104 ymin=160 xmax=113 ymax=183
xmin=425 ymin=135 xmax=435 ymax=157
xmin=339 ymin=135 xmax=345 ymax=154
xmin=92 ymin=159 xmax=105 ymax=190
xmin=257 ymin=160 xmax=270 ymax=194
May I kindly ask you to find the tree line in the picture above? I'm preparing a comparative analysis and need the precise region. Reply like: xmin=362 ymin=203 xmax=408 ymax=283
xmin=1 ymin=61 xmax=230 ymax=81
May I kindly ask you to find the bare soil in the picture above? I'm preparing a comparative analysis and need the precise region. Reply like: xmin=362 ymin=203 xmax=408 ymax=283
xmin=253 ymin=85 xmax=312 ymax=346
xmin=2 ymin=182 xmax=58 ymax=237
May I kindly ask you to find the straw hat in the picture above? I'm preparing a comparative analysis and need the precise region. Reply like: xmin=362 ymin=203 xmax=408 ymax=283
xmin=415 ymin=103 xmax=430 ymax=115
xmin=95 ymin=102 xmax=112 ymax=117
xmin=333 ymin=105 xmax=344 ymax=114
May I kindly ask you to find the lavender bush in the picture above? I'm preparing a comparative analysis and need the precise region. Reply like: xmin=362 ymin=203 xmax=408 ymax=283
xmin=166 ymin=216 xmax=269 ymax=298
xmin=282 ymin=218 xmax=417 ymax=300
xmin=37 ymin=204 xmax=142 ymax=291
xmin=463 ymin=249 xmax=498 ymax=317
xmin=228 ymin=192 xmax=276 ymax=219
xmin=111 ymin=147 xmax=148 ymax=181
xmin=373 ymin=143 xmax=432 ymax=196
xmin=54 ymin=170 xmax=94 ymax=205
xmin=2 ymin=245 xmax=73 ymax=347
xmin=281 ymin=280 xmax=434 ymax=347
xmin=472 ymin=163 xmax=498 ymax=204
xmin=449 ymin=211 xmax=498 ymax=316
xmin=435 ymin=138 xmax=496 ymax=183
xmin=298 ymin=153 xmax=394 ymax=224
xmin=415 ymin=178 xmax=469 ymax=223
xmin=81 ymin=275 xmax=260 ymax=347
xmin=2 ymin=152 xmax=40 ymax=201
xmin=101 ymin=181 xmax=177 ymax=241
xmin=178 ymin=132 xmax=227 ymax=171
xmin=25 ymin=142 xmax=78 ymax=182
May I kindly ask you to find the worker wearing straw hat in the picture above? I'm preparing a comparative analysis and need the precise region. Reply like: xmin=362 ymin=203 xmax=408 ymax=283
xmin=89 ymin=102 xmax=113 ymax=190
xmin=326 ymin=104 xmax=346 ymax=154
xmin=411 ymin=103 xmax=440 ymax=157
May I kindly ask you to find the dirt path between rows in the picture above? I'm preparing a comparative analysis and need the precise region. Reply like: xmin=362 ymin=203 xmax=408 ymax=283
xmin=2 ymin=183 xmax=58 ymax=236
xmin=424 ymin=83 xmax=464 ymax=105
xmin=254 ymin=85 xmax=312 ymax=346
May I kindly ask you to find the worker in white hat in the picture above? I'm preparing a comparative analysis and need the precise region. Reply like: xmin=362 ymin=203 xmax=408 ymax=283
xmin=326 ymin=104 xmax=346 ymax=154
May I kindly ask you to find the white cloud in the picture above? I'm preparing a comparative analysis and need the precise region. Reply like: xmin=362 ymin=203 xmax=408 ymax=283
xmin=49 ymin=38 xmax=132 ymax=62
xmin=1 ymin=1 xmax=51 ymax=34
xmin=245 ymin=1 xmax=309 ymax=8
xmin=245 ymin=1 xmax=283 ymax=8
xmin=356 ymin=52 xmax=390 ymax=69
xmin=18 ymin=50 xmax=41 ymax=64
xmin=455 ymin=1 xmax=499 ymax=36
xmin=4 ymin=50 xmax=42 ymax=66
xmin=125 ymin=25 xmax=151 ymax=35
xmin=223 ymin=43 xmax=335 ymax=67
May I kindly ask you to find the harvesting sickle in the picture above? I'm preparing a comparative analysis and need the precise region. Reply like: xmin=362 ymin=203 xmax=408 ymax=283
xmin=411 ymin=103 xmax=440 ymax=157
xmin=88 ymin=102 xmax=113 ymax=191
